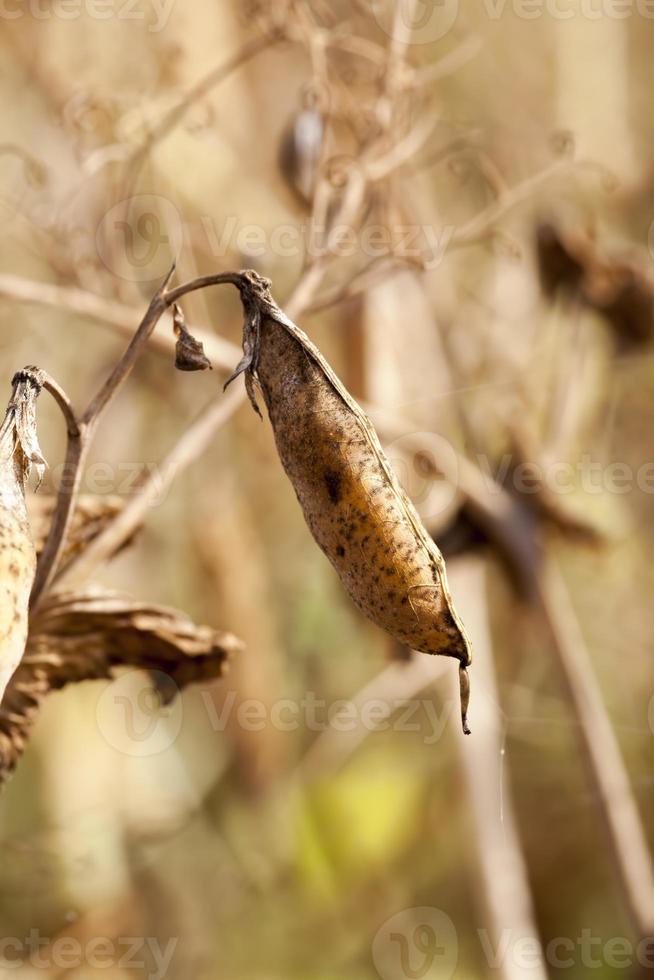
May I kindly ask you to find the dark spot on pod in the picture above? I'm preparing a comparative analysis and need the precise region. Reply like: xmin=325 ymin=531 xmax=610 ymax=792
xmin=324 ymin=469 xmax=343 ymax=504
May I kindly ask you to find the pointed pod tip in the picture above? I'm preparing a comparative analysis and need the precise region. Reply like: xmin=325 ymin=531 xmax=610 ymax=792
xmin=459 ymin=663 xmax=471 ymax=736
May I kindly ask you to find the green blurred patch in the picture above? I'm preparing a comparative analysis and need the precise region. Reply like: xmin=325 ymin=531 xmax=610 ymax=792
xmin=295 ymin=748 xmax=425 ymax=896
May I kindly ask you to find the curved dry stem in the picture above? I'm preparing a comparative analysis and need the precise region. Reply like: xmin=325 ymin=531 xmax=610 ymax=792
xmin=39 ymin=370 xmax=80 ymax=440
xmin=31 ymin=267 xmax=176 ymax=608
xmin=0 ymin=273 xmax=240 ymax=373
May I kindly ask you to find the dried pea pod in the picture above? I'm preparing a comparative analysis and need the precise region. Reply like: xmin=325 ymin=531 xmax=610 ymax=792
xmin=226 ymin=273 xmax=472 ymax=733
xmin=0 ymin=368 xmax=45 ymax=703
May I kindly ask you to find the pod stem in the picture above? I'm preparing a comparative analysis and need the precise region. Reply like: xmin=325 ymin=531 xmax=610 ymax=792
xmin=459 ymin=664 xmax=471 ymax=735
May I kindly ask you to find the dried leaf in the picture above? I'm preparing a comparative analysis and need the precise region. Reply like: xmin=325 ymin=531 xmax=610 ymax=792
xmin=0 ymin=588 xmax=243 ymax=782
xmin=536 ymin=222 xmax=654 ymax=352
xmin=28 ymin=494 xmax=134 ymax=566
xmin=173 ymin=303 xmax=212 ymax=372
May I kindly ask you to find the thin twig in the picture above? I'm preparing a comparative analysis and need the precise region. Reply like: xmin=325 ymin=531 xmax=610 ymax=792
xmin=31 ymin=266 xmax=176 ymax=606
xmin=56 ymin=382 xmax=245 ymax=588
xmin=38 ymin=371 xmax=80 ymax=440
xmin=0 ymin=272 xmax=240 ymax=373
xmin=450 ymin=158 xmax=612 ymax=247
xmin=81 ymin=265 xmax=177 ymax=426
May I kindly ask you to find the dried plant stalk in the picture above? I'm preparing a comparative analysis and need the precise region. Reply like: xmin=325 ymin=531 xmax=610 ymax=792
xmin=223 ymin=272 xmax=473 ymax=732
xmin=0 ymin=368 xmax=46 ymax=702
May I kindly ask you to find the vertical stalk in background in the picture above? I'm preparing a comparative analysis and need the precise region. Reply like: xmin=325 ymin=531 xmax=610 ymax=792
xmin=450 ymin=557 xmax=549 ymax=980
xmin=535 ymin=559 xmax=654 ymax=937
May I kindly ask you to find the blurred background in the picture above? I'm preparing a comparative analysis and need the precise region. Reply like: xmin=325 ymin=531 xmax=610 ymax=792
xmin=1 ymin=1 xmax=654 ymax=978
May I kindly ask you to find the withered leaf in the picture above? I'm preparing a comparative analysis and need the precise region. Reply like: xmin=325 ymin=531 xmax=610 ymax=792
xmin=0 ymin=589 xmax=243 ymax=783
xmin=536 ymin=222 xmax=654 ymax=352
xmin=173 ymin=303 xmax=213 ymax=372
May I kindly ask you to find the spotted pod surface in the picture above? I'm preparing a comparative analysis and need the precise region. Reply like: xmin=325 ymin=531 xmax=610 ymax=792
xmin=0 ymin=369 xmax=44 ymax=702
xmin=227 ymin=273 xmax=472 ymax=732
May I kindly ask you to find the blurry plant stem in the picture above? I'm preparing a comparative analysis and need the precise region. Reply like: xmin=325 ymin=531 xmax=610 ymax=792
xmin=533 ymin=558 xmax=654 ymax=937
xmin=450 ymin=557 xmax=548 ymax=980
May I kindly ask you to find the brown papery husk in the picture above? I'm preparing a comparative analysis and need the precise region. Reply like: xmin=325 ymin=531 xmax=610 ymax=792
xmin=0 ymin=368 xmax=45 ymax=704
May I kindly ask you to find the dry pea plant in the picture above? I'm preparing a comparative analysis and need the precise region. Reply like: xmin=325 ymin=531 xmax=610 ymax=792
xmin=0 ymin=263 xmax=471 ymax=779
xmin=2 ymin=1 xmax=654 ymax=978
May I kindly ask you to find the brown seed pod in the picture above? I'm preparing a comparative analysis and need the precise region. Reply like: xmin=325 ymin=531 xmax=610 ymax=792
xmin=278 ymin=91 xmax=325 ymax=208
xmin=0 ymin=367 xmax=46 ymax=703
xmin=225 ymin=273 xmax=472 ymax=733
